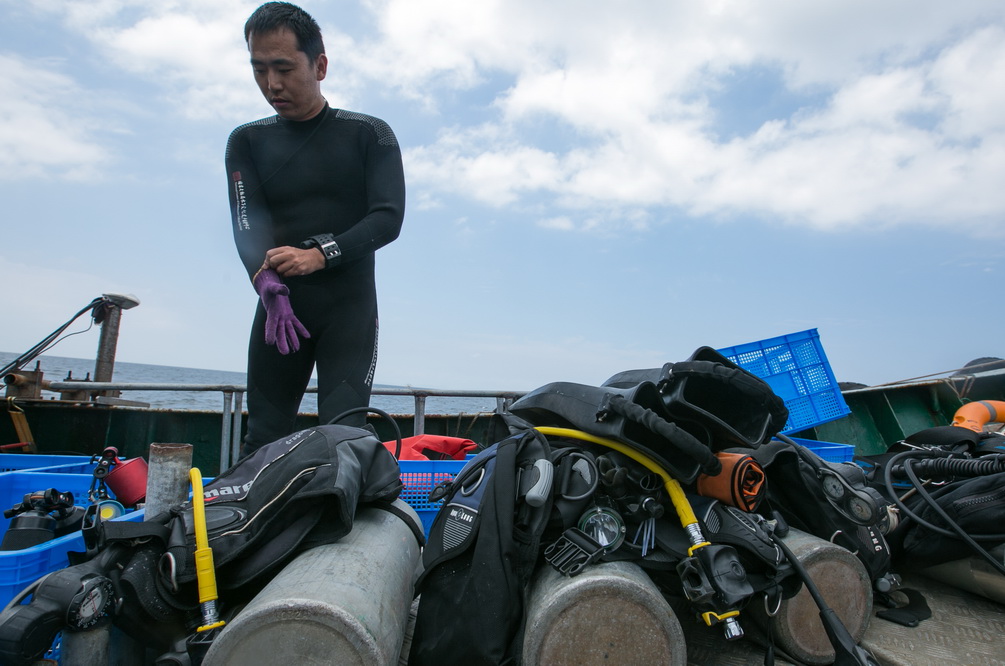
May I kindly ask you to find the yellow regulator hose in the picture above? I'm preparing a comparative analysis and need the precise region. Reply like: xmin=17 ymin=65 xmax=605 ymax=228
xmin=190 ymin=468 xmax=226 ymax=632
xmin=533 ymin=426 xmax=710 ymax=554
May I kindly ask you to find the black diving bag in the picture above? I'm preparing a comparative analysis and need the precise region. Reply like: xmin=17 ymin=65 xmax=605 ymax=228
xmin=603 ymin=346 xmax=789 ymax=450
xmin=95 ymin=424 xmax=405 ymax=650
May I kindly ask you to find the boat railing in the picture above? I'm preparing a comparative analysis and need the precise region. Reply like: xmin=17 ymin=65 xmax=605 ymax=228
xmin=39 ymin=380 xmax=527 ymax=470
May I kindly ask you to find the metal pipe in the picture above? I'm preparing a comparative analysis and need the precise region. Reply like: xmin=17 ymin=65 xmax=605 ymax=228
xmin=842 ymin=367 xmax=1005 ymax=393
xmin=91 ymin=293 xmax=139 ymax=393
xmin=48 ymin=381 xmax=250 ymax=392
xmin=221 ymin=392 xmax=234 ymax=473
xmin=46 ymin=380 xmax=526 ymax=401
xmin=230 ymin=391 xmax=243 ymax=468
xmin=414 ymin=394 xmax=427 ymax=434
xmin=145 ymin=442 xmax=194 ymax=517
xmin=93 ymin=304 xmax=122 ymax=385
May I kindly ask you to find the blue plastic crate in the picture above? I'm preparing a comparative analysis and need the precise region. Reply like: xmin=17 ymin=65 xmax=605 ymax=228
xmin=0 ymin=454 xmax=91 ymax=474
xmin=0 ymin=471 xmax=142 ymax=607
xmin=785 ymin=437 xmax=855 ymax=463
xmin=399 ymin=459 xmax=467 ymax=536
xmin=718 ymin=329 xmax=850 ymax=433
xmin=22 ymin=461 xmax=101 ymax=475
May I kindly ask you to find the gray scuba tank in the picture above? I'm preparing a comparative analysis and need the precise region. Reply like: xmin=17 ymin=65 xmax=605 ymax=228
xmin=747 ymin=527 xmax=873 ymax=666
xmin=203 ymin=500 xmax=422 ymax=666
xmin=522 ymin=560 xmax=688 ymax=666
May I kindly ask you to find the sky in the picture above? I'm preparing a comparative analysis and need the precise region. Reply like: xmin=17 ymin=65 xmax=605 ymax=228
xmin=1 ymin=0 xmax=1003 ymax=392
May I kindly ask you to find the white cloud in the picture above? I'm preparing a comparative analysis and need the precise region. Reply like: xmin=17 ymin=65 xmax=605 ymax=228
xmin=6 ymin=0 xmax=1005 ymax=234
xmin=382 ymin=1 xmax=1005 ymax=236
xmin=929 ymin=25 xmax=1005 ymax=138
xmin=22 ymin=0 xmax=261 ymax=120
xmin=0 ymin=55 xmax=113 ymax=180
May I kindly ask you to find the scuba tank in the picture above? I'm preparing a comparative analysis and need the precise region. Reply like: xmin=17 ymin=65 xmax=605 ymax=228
xmin=522 ymin=560 xmax=688 ymax=666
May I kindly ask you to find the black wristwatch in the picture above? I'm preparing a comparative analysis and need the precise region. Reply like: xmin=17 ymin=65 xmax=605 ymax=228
xmin=301 ymin=233 xmax=342 ymax=269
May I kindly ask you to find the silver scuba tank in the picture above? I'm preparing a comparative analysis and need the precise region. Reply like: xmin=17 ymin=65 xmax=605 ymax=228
xmin=202 ymin=500 xmax=423 ymax=666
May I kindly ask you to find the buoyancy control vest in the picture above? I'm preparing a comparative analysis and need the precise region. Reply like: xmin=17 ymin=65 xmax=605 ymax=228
xmin=742 ymin=436 xmax=898 ymax=591
xmin=93 ymin=424 xmax=406 ymax=651
xmin=409 ymin=429 xmax=561 ymax=665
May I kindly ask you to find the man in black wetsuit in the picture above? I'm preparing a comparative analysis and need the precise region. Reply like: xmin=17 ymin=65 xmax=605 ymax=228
xmin=226 ymin=2 xmax=405 ymax=455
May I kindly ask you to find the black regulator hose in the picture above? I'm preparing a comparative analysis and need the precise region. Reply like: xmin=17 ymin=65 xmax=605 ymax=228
xmin=327 ymin=406 xmax=402 ymax=459
xmin=605 ymin=394 xmax=721 ymax=476
xmin=768 ymin=513 xmax=880 ymax=666
xmin=897 ymin=453 xmax=1005 ymax=478
xmin=883 ymin=449 xmax=1005 ymax=577
xmin=0 ymin=297 xmax=105 ymax=377
xmin=882 ymin=450 xmax=1005 ymax=542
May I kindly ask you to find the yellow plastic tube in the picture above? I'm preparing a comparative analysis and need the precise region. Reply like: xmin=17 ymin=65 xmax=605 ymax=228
xmin=190 ymin=467 xmax=226 ymax=632
xmin=536 ymin=427 xmax=743 ymax=631
xmin=533 ymin=427 xmax=706 ymax=548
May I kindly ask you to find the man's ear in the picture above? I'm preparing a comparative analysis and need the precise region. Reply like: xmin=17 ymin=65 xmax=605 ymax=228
xmin=316 ymin=53 xmax=328 ymax=82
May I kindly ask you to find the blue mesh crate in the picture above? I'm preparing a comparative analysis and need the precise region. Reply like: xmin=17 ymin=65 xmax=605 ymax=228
xmin=0 ymin=471 xmax=143 ymax=607
xmin=24 ymin=461 xmax=100 ymax=475
xmin=0 ymin=454 xmax=92 ymax=474
xmin=398 ymin=459 xmax=467 ymax=536
xmin=785 ymin=437 xmax=855 ymax=463
xmin=718 ymin=329 xmax=850 ymax=433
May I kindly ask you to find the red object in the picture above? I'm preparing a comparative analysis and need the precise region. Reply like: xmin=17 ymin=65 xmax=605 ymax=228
xmin=383 ymin=435 xmax=477 ymax=461
xmin=105 ymin=457 xmax=149 ymax=507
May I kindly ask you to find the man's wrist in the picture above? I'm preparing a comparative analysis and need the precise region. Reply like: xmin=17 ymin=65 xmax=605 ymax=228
xmin=301 ymin=234 xmax=342 ymax=269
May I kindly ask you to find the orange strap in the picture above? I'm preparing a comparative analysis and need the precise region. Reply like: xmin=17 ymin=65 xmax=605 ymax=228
xmin=696 ymin=451 xmax=766 ymax=512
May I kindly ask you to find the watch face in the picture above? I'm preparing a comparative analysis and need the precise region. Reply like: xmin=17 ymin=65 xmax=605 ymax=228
xmin=68 ymin=578 xmax=114 ymax=629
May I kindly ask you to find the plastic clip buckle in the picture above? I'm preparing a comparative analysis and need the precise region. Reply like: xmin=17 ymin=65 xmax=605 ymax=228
xmin=81 ymin=503 xmax=102 ymax=552
xmin=544 ymin=527 xmax=605 ymax=577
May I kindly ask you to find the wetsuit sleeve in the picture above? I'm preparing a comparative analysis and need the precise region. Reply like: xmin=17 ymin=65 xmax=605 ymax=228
xmin=226 ymin=126 xmax=277 ymax=280
xmin=318 ymin=116 xmax=405 ymax=266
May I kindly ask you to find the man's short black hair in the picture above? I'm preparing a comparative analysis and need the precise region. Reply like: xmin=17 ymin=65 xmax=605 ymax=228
xmin=245 ymin=2 xmax=325 ymax=62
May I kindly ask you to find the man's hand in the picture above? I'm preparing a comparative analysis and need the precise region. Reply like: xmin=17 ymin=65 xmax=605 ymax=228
xmin=266 ymin=246 xmax=325 ymax=278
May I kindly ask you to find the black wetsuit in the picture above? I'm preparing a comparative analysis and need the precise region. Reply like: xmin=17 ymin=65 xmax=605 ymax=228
xmin=226 ymin=103 xmax=405 ymax=451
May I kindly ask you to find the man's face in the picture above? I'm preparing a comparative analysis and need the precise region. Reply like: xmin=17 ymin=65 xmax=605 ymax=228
xmin=248 ymin=27 xmax=328 ymax=122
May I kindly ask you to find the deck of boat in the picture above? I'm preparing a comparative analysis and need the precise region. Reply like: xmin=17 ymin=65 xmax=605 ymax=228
xmin=679 ymin=570 xmax=1004 ymax=665
xmin=395 ymin=569 xmax=1004 ymax=665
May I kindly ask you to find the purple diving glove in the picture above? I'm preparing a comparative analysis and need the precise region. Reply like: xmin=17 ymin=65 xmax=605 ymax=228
xmin=253 ymin=268 xmax=310 ymax=354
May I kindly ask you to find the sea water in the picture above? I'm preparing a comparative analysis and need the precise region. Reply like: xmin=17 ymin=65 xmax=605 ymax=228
xmin=0 ymin=351 xmax=497 ymax=415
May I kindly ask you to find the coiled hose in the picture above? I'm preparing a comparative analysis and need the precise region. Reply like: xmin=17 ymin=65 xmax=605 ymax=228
xmin=883 ymin=449 xmax=1005 ymax=576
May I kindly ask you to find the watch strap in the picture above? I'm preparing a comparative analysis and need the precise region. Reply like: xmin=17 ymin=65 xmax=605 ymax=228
xmin=302 ymin=233 xmax=342 ymax=269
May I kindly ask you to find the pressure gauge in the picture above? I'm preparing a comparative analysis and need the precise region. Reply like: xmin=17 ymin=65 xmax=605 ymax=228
xmin=847 ymin=496 xmax=876 ymax=524
xmin=66 ymin=575 xmax=115 ymax=630
xmin=578 ymin=506 xmax=626 ymax=552
xmin=821 ymin=473 xmax=845 ymax=500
